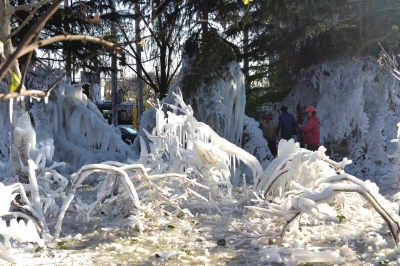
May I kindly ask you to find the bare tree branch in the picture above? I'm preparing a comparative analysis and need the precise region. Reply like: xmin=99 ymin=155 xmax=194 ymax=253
xmin=10 ymin=0 xmax=52 ymax=13
xmin=0 ymin=52 xmax=101 ymax=100
xmin=0 ymin=0 xmax=64 ymax=82
xmin=119 ymin=26 xmax=159 ymax=93
xmin=6 ymin=5 xmax=42 ymax=40
xmin=23 ymin=35 xmax=122 ymax=56
xmin=378 ymin=42 xmax=400 ymax=80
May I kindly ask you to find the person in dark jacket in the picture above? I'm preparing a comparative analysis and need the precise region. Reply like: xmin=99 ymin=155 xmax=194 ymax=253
xmin=275 ymin=106 xmax=295 ymax=141
xmin=261 ymin=113 xmax=277 ymax=157
xmin=82 ymin=83 xmax=91 ymax=99
xmin=300 ymin=106 xmax=320 ymax=151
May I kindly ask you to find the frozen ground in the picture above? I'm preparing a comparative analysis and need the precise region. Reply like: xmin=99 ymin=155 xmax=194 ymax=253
xmin=2 ymin=57 xmax=400 ymax=265
xmin=3 ymin=175 xmax=400 ymax=266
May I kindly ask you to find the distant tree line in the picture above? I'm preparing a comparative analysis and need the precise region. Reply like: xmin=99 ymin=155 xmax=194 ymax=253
xmin=9 ymin=0 xmax=400 ymax=118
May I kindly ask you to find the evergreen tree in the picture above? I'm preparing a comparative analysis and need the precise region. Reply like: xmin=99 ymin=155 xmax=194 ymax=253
xmin=223 ymin=0 xmax=400 ymax=118
xmin=11 ymin=0 xmax=136 ymax=79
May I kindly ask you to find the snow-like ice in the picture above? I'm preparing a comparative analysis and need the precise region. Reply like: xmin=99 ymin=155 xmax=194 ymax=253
xmin=0 ymin=56 xmax=400 ymax=265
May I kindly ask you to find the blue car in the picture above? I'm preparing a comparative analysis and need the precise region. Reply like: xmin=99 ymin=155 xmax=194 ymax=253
xmin=118 ymin=126 xmax=138 ymax=144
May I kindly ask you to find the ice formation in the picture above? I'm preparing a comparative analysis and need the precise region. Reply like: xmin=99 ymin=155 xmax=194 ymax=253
xmin=275 ymin=57 xmax=400 ymax=179
xmin=1 ymin=56 xmax=400 ymax=264
xmin=169 ymin=58 xmax=246 ymax=146
xmin=139 ymin=60 xmax=270 ymax=186
xmin=187 ymin=62 xmax=246 ymax=146
xmin=0 ymin=67 xmax=138 ymax=177
xmin=242 ymin=140 xmax=400 ymax=264
xmin=29 ymin=78 xmax=136 ymax=173
xmin=0 ymin=67 xmax=139 ymax=262
xmin=54 ymin=88 xmax=263 ymax=239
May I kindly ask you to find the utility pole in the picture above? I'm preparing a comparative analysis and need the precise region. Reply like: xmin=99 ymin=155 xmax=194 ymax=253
xmin=64 ymin=0 xmax=72 ymax=80
xmin=111 ymin=0 xmax=118 ymax=127
xmin=243 ymin=26 xmax=249 ymax=78
xmin=136 ymin=1 xmax=144 ymax=127
xmin=111 ymin=53 xmax=118 ymax=127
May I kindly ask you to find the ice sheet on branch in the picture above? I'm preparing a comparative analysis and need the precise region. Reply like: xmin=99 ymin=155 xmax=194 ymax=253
xmin=183 ymin=62 xmax=246 ymax=147
xmin=241 ymin=116 xmax=272 ymax=163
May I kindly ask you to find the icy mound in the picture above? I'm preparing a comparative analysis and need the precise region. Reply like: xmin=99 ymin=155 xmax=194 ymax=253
xmin=29 ymin=79 xmax=137 ymax=173
xmin=138 ymin=59 xmax=270 ymax=185
xmin=278 ymin=57 xmax=400 ymax=180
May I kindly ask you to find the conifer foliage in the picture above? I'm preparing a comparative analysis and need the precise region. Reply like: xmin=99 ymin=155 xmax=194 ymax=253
xmin=222 ymin=0 xmax=400 ymax=116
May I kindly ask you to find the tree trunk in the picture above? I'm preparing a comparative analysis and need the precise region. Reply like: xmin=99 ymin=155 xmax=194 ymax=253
xmin=159 ymin=38 xmax=168 ymax=99
xmin=359 ymin=2 xmax=364 ymax=45
xmin=63 ymin=0 xmax=72 ymax=80
xmin=0 ymin=0 xmax=28 ymax=179
xmin=201 ymin=0 xmax=208 ymax=39
xmin=243 ymin=26 xmax=249 ymax=78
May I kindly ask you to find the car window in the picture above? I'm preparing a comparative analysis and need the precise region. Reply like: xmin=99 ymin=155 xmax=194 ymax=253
xmin=123 ymin=127 xmax=137 ymax=135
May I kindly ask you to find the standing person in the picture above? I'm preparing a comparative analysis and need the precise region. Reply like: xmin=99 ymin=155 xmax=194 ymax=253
xmin=275 ymin=106 xmax=295 ymax=141
xmin=82 ymin=83 xmax=91 ymax=99
xmin=261 ymin=113 xmax=277 ymax=157
xmin=300 ymin=106 xmax=320 ymax=151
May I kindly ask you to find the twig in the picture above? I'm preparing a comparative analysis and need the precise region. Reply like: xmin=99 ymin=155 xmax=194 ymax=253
xmin=0 ymin=0 xmax=65 ymax=82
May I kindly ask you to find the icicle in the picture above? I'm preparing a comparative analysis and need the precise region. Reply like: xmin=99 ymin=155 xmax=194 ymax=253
xmin=140 ymin=136 xmax=149 ymax=157
xmin=27 ymin=160 xmax=48 ymax=232
xmin=8 ymin=98 xmax=14 ymax=171
xmin=242 ymin=174 xmax=247 ymax=199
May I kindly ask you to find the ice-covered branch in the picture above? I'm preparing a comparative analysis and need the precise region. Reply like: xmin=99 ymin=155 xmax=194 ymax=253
xmin=310 ymin=178 xmax=400 ymax=243
xmin=240 ymin=140 xmax=400 ymax=265
xmin=0 ymin=53 xmax=101 ymax=101
xmin=27 ymin=160 xmax=48 ymax=233
xmin=378 ymin=43 xmax=400 ymax=81
xmin=256 ymin=146 xmax=352 ymax=198
xmin=54 ymin=162 xmax=210 ymax=240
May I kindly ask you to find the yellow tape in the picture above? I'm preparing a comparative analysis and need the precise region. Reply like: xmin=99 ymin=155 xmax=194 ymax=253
xmin=10 ymin=72 xmax=20 ymax=92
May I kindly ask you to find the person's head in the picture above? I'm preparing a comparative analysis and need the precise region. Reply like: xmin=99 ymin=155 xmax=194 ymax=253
xmin=280 ymin=106 xmax=288 ymax=112
xmin=306 ymin=106 xmax=316 ymax=117
xmin=266 ymin=113 xmax=273 ymax=120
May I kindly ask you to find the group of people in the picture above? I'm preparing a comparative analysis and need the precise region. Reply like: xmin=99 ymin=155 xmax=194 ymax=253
xmin=260 ymin=105 xmax=320 ymax=157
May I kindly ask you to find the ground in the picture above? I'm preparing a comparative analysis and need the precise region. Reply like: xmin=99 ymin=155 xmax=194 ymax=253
xmin=4 ymin=183 xmax=400 ymax=266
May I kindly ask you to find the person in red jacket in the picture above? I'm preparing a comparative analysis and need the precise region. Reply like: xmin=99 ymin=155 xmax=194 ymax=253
xmin=300 ymin=106 xmax=320 ymax=151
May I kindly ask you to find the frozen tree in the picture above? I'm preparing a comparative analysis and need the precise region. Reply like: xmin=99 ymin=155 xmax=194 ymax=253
xmin=52 ymin=88 xmax=264 ymax=241
xmin=269 ymin=55 xmax=400 ymax=182
xmin=0 ymin=0 xmax=122 ymax=180
xmin=378 ymin=44 xmax=400 ymax=183
xmin=0 ymin=2 xmax=126 ymax=259
xmin=0 ymin=54 xmax=400 ymax=264
xmin=137 ymin=56 xmax=271 ymax=188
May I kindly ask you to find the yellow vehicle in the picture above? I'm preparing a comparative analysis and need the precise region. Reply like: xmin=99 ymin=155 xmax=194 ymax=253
xmin=132 ymin=101 xmax=153 ymax=129
xmin=96 ymin=101 xmax=153 ymax=129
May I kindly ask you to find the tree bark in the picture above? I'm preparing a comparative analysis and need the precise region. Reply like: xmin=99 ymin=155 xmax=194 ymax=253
xmin=0 ymin=0 xmax=27 ymax=178
xmin=359 ymin=2 xmax=364 ymax=45
xmin=201 ymin=0 xmax=208 ymax=39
